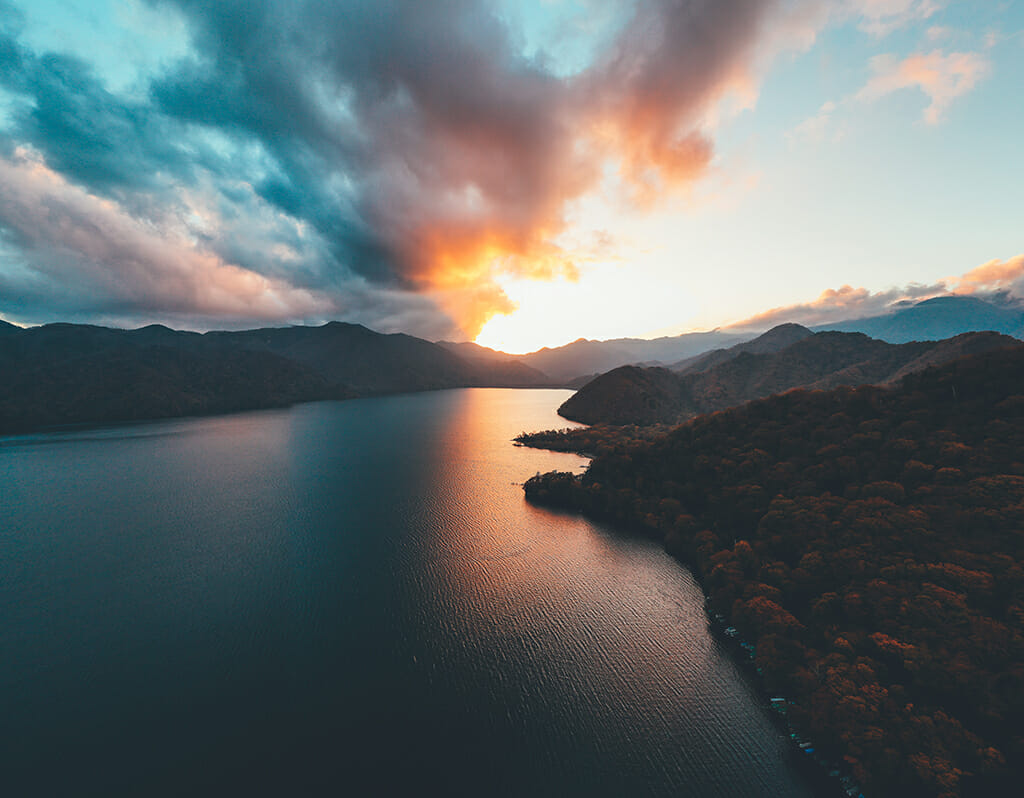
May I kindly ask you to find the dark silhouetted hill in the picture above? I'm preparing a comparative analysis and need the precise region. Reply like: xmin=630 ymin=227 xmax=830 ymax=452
xmin=208 ymin=322 xmax=487 ymax=394
xmin=0 ymin=326 xmax=342 ymax=434
xmin=672 ymin=323 xmax=813 ymax=373
xmin=559 ymin=326 xmax=1019 ymax=425
xmin=436 ymin=341 xmax=554 ymax=387
xmin=558 ymin=365 xmax=683 ymax=425
xmin=0 ymin=320 xmax=554 ymax=434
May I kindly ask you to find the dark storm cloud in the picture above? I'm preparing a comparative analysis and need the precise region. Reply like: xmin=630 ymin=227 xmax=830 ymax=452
xmin=0 ymin=29 xmax=182 ymax=193
xmin=0 ymin=0 xmax=799 ymax=336
xmin=148 ymin=0 xmax=578 ymax=298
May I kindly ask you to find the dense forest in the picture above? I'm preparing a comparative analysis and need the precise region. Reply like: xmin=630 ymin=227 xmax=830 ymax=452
xmin=515 ymin=424 xmax=672 ymax=455
xmin=522 ymin=345 xmax=1024 ymax=798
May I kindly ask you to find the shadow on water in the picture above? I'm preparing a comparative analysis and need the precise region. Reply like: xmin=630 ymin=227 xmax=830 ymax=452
xmin=0 ymin=389 xmax=817 ymax=797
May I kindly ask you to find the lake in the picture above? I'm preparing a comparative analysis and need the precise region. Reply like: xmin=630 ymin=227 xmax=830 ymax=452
xmin=0 ymin=389 xmax=815 ymax=796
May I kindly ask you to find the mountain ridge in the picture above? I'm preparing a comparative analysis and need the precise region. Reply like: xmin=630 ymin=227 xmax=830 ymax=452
xmin=508 ymin=329 xmax=750 ymax=382
xmin=558 ymin=326 xmax=1021 ymax=425
xmin=0 ymin=320 xmax=554 ymax=434
xmin=813 ymin=294 xmax=1024 ymax=342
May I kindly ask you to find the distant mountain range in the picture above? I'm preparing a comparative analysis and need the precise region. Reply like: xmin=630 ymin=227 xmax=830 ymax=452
xmin=816 ymin=294 xmax=1024 ymax=342
xmin=505 ymin=330 xmax=748 ymax=383
xmin=558 ymin=325 xmax=1021 ymax=425
xmin=0 ymin=321 xmax=552 ymax=434
xmin=3 ymin=292 xmax=1022 ymax=434
xmin=477 ymin=294 xmax=1024 ymax=385
xmin=671 ymin=323 xmax=813 ymax=373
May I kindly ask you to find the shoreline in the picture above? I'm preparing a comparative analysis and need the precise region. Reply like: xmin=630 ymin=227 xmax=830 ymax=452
xmin=520 ymin=464 xmax=860 ymax=798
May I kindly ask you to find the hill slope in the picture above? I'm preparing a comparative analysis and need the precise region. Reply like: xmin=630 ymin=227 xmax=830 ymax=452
xmin=673 ymin=323 xmax=813 ymax=373
xmin=524 ymin=344 xmax=1024 ymax=798
xmin=559 ymin=327 xmax=1019 ymax=425
xmin=208 ymin=322 xmax=485 ymax=394
xmin=0 ymin=321 xmax=553 ymax=434
xmin=436 ymin=340 xmax=554 ymax=387
xmin=0 ymin=326 xmax=343 ymax=434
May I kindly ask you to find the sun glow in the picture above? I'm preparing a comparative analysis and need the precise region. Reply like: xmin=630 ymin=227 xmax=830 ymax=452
xmin=473 ymin=265 xmax=699 ymax=354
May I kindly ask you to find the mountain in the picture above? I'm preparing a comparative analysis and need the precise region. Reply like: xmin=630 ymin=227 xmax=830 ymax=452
xmin=672 ymin=322 xmax=813 ymax=373
xmin=0 ymin=326 xmax=343 ymax=434
xmin=816 ymin=294 xmax=1024 ymax=342
xmin=207 ymin=323 xmax=555 ymax=392
xmin=208 ymin=322 xmax=483 ymax=394
xmin=465 ymin=294 xmax=1024 ymax=386
xmin=558 ymin=326 xmax=1020 ymax=425
xmin=558 ymin=365 xmax=682 ymax=426
xmin=514 ymin=329 xmax=750 ymax=382
xmin=0 ymin=321 xmax=553 ymax=434
xmin=436 ymin=341 xmax=554 ymax=387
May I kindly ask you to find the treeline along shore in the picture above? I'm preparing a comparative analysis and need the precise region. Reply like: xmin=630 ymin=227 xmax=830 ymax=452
xmin=519 ymin=345 xmax=1024 ymax=798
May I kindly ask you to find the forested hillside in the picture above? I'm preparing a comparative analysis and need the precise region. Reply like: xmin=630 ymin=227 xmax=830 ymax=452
xmin=0 ymin=321 xmax=552 ymax=434
xmin=524 ymin=346 xmax=1024 ymax=797
xmin=558 ymin=329 xmax=1019 ymax=426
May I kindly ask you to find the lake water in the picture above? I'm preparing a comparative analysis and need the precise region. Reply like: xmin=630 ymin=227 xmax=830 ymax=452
xmin=0 ymin=389 xmax=814 ymax=796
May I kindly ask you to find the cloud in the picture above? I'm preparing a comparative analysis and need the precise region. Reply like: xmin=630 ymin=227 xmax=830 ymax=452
xmin=728 ymin=281 xmax=947 ymax=331
xmin=847 ymin=0 xmax=943 ymax=37
xmin=789 ymin=100 xmax=841 ymax=142
xmin=0 ymin=151 xmax=466 ymax=336
xmin=0 ymin=0 xmax=824 ymax=338
xmin=575 ymin=0 xmax=783 ymax=204
xmin=856 ymin=49 xmax=990 ymax=123
xmin=0 ymin=34 xmax=185 ymax=193
xmin=0 ymin=147 xmax=334 ymax=323
xmin=151 ymin=0 xmax=796 ymax=321
xmin=728 ymin=253 xmax=1024 ymax=331
xmin=952 ymin=255 xmax=1024 ymax=295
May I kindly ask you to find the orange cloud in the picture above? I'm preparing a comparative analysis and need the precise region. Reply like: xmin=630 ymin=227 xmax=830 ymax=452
xmin=339 ymin=0 xmax=823 ymax=339
xmin=953 ymin=255 xmax=1024 ymax=294
xmin=728 ymin=282 xmax=947 ymax=331
xmin=856 ymin=49 xmax=989 ymax=123
xmin=727 ymin=254 xmax=1024 ymax=332
xmin=0 ymin=0 xmax=830 ymax=339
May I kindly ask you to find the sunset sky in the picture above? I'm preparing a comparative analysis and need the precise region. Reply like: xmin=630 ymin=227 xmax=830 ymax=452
xmin=0 ymin=1 xmax=1021 ymax=352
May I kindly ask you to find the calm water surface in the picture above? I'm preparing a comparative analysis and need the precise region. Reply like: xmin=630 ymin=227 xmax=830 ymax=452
xmin=0 ymin=389 xmax=814 ymax=796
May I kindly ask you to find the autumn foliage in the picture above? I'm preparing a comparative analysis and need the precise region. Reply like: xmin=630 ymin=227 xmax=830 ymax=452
xmin=524 ymin=345 xmax=1024 ymax=797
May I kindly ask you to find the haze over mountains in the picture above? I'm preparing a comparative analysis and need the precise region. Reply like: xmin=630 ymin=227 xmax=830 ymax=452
xmin=815 ymin=294 xmax=1024 ymax=343
xmin=504 ymin=330 xmax=749 ymax=383
xmin=505 ymin=293 xmax=1024 ymax=384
